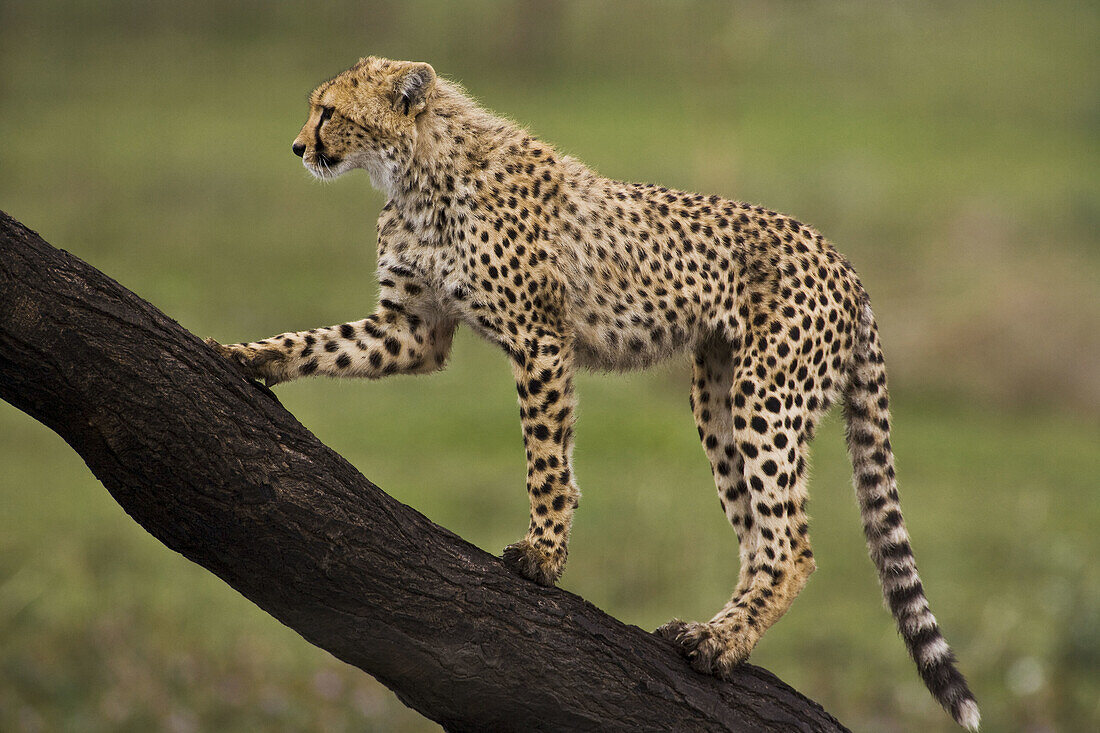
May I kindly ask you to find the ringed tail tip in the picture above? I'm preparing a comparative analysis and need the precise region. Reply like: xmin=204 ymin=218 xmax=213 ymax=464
xmin=956 ymin=697 xmax=980 ymax=730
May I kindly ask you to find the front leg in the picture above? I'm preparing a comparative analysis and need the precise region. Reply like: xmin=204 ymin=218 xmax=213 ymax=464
xmin=501 ymin=332 xmax=580 ymax=586
xmin=208 ymin=266 xmax=455 ymax=386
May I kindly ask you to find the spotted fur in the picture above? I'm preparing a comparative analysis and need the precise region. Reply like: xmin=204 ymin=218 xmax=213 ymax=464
xmin=207 ymin=57 xmax=978 ymax=729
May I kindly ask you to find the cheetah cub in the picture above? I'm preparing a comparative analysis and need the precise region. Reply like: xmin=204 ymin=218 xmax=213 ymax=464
xmin=208 ymin=57 xmax=978 ymax=729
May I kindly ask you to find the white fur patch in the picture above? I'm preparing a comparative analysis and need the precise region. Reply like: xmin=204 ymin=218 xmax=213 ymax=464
xmin=918 ymin=634 xmax=951 ymax=666
xmin=364 ymin=157 xmax=399 ymax=198
xmin=956 ymin=698 xmax=981 ymax=731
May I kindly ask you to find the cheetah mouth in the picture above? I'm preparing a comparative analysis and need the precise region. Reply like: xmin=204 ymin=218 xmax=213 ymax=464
xmin=306 ymin=152 xmax=343 ymax=176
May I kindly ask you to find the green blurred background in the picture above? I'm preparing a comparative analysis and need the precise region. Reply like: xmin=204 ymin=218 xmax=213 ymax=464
xmin=1 ymin=1 xmax=1097 ymax=731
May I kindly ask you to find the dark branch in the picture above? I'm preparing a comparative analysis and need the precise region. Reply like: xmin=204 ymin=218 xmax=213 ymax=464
xmin=0 ymin=210 xmax=848 ymax=732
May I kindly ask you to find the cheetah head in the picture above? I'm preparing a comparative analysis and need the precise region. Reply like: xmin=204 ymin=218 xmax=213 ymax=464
xmin=292 ymin=57 xmax=436 ymax=195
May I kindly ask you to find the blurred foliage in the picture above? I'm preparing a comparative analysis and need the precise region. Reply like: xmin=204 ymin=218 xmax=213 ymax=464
xmin=1 ymin=1 xmax=1097 ymax=731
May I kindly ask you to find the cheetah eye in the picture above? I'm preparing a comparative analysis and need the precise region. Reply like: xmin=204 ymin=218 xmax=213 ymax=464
xmin=319 ymin=106 xmax=335 ymax=124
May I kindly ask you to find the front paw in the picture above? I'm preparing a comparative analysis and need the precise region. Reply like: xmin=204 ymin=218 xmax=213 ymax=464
xmin=656 ymin=619 xmax=751 ymax=678
xmin=502 ymin=539 xmax=565 ymax=587
xmin=204 ymin=337 xmax=288 ymax=386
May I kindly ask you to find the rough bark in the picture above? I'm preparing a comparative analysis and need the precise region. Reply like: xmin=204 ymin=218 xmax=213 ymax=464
xmin=0 ymin=210 xmax=848 ymax=732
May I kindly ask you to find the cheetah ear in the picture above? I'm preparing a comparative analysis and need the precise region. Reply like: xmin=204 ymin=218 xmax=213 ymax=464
xmin=393 ymin=62 xmax=436 ymax=117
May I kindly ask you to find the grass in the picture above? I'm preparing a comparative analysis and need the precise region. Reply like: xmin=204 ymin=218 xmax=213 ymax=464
xmin=1 ymin=1 xmax=1098 ymax=731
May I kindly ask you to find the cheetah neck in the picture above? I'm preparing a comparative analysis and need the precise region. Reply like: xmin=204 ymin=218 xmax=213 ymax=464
xmin=388 ymin=81 xmax=533 ymax=243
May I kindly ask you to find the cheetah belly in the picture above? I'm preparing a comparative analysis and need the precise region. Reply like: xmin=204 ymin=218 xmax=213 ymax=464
xmin=569 ymin=292 xmax=697 ymax=371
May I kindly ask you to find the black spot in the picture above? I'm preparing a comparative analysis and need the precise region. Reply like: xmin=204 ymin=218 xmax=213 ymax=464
xmin=887 ymin=580 xmax=925 ymax=614
xmin=882 ymin=510 xmax=903 ymax=528
xmin=335 ymin=353 xmax=351 ymax=369
xmin=880 ymin=540 xmax=912 ymax=560
xmin=862 ymin=493 xmax=887 ymax=512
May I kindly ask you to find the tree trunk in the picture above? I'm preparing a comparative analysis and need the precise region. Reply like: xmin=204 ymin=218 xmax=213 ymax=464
xmin=0 ymin=210 xmax=848 ymax=732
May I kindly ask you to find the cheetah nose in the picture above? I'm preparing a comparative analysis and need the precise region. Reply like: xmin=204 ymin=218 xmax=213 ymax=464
xmin=292 ymin=142 xmax=306 ymax=157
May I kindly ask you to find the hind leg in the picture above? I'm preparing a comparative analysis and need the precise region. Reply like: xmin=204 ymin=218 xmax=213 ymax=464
xmin=659 ymin=357 xmax=820 ymax=675
xmin=685 ymin=339 xmax=753 ymax=576
xmin=657 ymin=337 xmax=757 ymax=665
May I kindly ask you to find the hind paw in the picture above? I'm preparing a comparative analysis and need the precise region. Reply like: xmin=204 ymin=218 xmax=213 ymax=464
xmin=656 ymin=619 xmax=753 ymax=677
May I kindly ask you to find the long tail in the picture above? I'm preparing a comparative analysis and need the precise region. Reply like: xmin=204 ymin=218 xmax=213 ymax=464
xmin=842 ymin=301 xmax=980 ymax=731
